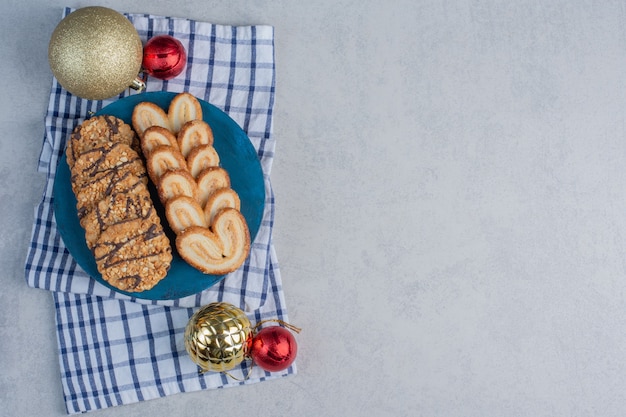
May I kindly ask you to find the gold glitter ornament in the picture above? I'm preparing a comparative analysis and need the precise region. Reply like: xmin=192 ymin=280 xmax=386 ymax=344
xmin=48 ymin=6 xmax=144 ymax=100
xmin=184 ymin=302 xmax=252 ymax=373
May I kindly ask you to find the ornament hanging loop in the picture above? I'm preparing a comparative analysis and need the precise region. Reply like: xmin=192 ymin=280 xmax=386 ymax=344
xmin=197 ymin=362 xmax=255 ymax=382
xmin=253 ymin=319 xmax=301 ymax=334
xmin=222 ymin=362 xmax=255 ymax=381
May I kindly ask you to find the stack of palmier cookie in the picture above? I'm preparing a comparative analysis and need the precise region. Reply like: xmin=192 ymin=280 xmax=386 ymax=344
xmin=65 ymin=115 xmax=173 ymax=292
xmin=132 ymin=92 xmax=251 ymax=275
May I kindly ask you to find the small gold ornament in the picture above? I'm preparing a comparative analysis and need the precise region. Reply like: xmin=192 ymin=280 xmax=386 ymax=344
xmin=184 ymin=302 xmax=252 ymax=373
xmin=48 ymin=6 xmax=144 ymax=100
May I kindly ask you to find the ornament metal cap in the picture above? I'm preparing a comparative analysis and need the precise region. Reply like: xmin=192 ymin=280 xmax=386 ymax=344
xmin=130 ymin=75 xmax=147 ymax=92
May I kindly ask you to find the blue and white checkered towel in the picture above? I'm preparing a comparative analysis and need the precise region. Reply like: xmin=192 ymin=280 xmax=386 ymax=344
xmin=24 ymin=8 xmax=293 ymax=414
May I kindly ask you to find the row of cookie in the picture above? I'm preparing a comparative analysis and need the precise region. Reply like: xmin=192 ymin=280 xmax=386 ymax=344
xmin=131 ymin=93 xmax=251 ymax=275
xmin=66 ymin=116 xmax=172 ymax=292
xmin=133 ymin=98 xmax=236 ymax=229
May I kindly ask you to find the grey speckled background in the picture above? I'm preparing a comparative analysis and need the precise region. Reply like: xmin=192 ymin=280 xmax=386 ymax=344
xmin=4 ymin=1 xmax=626 ymax=416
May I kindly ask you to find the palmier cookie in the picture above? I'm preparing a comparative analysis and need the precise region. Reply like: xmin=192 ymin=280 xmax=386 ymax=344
xmin=157 ymin=169 xmax=199 ymax=203
xmin=187 ymin=144 xmax=220 ymax=178
xmin=66 ymin=115 xmax=136 ymax=168
xmin=177 ymin=120 xmax=214 ymax=158
xmin=70 ymin=142 xmax=145 ymax=194
xmin=93 ymin=217 xmax=172 ymax=292
xmin=132 ymin=101 xmax=171 ymax=137
xmin=204 ymin=188 xmax=241 ymax=225
xmin=82 ymin=187 xmax=155 ymax=249
xmin=196 ymin=167 xmax=231 ymax=208
xmin=75 ymin=170 xmax=148 ymax=222
xmin=145 ymin=145 xmax=188 ymax=184
xmin=141 ymin=126 xmax=179 ymax=155
xmin=165 ymin=195 xmax=208 ymax=235
xmin=168 ymin=92 xmax=202 ymax=134
xmin=176 ymin=208 xmax=250 ymax=275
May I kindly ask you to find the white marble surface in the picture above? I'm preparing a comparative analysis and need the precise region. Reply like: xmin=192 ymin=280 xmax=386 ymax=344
xmin=4 ymin=0 xmax=626 ymax=415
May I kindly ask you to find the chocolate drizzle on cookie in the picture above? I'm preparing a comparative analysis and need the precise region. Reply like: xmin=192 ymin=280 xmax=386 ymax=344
xmin=66 ymin=115 xmax=137 ymax=169
xmin=103 ymin=115 xmax=120 ymax=135
xmin=92 ymin=218 xmax=171 ymax=291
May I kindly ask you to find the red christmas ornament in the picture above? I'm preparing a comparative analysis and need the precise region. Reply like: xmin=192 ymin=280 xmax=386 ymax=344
xmin=250 ymin=326 xmax=298 ymax=372
xmin=142 ymin=35 xmax=187 ymax=80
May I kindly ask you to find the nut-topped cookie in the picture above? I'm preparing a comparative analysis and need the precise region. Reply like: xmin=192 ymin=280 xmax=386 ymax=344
xmin=66 ymin=115 xmax=137 ymax=168
xmin=75 ymin=169 xmax=148 ymax=222
xmin=66 ymin=115 xmax=172 ymax=293
xmin=81 ymin=183 xmax=155 ymax=249
xmin=92 ymin=217 xmax=173 ymax=292
xmin=70 ymin=142 xmax=146 ymax=193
